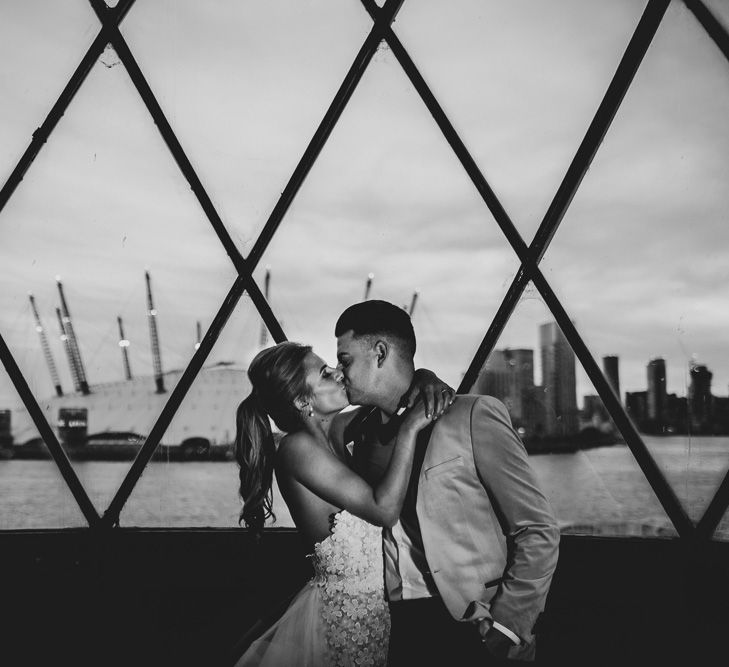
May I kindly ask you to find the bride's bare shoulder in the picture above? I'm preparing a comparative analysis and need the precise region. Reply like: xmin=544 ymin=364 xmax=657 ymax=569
xmin=278 ymin=430 xmax=315 ymax=454
xmin=277 ymin=431 xmax=323 ymax=468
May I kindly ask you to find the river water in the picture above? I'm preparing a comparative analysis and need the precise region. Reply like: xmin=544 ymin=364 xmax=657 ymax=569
xmin=1 ymin=436 xmax=727 ymax=540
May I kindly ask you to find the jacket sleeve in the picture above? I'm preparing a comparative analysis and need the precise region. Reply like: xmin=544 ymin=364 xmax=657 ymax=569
xmin=470 ymin=395 xmax=560 ymax=643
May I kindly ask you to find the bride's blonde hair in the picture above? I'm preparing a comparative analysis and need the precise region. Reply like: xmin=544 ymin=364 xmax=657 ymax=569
xmin=235 ymin=342 xmax=312 ymax=536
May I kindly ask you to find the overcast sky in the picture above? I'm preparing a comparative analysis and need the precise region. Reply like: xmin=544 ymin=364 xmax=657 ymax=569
xmin=1 ymin=0 xmax=729 ymax=414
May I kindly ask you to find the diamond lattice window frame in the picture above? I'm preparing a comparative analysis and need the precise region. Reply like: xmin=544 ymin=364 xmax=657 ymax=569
xmin=1 ymin=0 xmax=728 ymax=542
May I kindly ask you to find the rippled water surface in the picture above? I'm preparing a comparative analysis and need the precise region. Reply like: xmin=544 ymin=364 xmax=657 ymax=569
xmin=1 ymin=436 xmax=727 ymax=540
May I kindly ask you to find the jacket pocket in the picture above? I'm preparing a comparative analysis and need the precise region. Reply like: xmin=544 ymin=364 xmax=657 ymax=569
xmin=424 ymin=455 xmax=464 ymax=479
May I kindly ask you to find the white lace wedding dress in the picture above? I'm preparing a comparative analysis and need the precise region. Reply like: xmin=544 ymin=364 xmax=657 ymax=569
xmin=235 ymin=511 xmax=390 ymax=666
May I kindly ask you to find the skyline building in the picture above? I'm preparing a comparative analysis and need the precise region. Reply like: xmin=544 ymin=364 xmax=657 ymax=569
xmin=625 ymin=391 xmax=648 ymax=427
xmin=474 ymin=336 xmax=729 ymax=438
xmin=647 ymin=357 xmax=667 ymax=432
xmin=602 ymin=355 xmax=620 ymax=402
xmin=473 ymin=348 xmax=543 ymax=436
xmin=539 ymin=321 xmax=578 ymax=436
xmin=689 ymin=363 xmax=713 ymax=432
xmin=475 ymin=348 xmax=534 ymax=418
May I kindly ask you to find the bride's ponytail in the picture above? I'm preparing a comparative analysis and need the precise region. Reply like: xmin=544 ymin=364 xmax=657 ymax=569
xmin=235 ymin=392 xmax=276 ymax=535
xmin=235 ymin=342 xmax=313 ymax=538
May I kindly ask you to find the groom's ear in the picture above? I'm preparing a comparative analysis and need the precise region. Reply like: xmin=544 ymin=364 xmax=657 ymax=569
xmin=374 ymin=340 xmax=388 ymax=368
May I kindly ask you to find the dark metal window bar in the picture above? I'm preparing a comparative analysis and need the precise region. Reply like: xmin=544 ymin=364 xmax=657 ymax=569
xmin=0 ymin=0 xmax=728 ymax=542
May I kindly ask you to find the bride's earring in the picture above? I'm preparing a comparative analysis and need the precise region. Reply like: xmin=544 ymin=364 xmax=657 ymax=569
xmin=308 ymin=405 xmax=314 ymax=418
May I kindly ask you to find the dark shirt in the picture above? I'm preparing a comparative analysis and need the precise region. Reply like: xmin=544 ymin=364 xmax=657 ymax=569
xmin=345 ymin=408 xmax=437 ymax=597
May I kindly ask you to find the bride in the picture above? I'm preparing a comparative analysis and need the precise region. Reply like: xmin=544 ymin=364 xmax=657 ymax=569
xmin=233 ymin=341 xmax=453 ymax=666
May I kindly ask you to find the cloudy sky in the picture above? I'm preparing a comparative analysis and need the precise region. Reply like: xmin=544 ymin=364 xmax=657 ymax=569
xmin=1 ymin=0 xmax=729 ymax=416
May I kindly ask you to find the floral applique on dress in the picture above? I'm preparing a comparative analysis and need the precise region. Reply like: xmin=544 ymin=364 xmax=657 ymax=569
xmin=311 ymin=511 xmax=390 ymax=666
xmin=235 ymin=510 xmax=389 ymax=667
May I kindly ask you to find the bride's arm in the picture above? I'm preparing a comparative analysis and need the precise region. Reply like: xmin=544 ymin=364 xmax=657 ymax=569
xmin=277 ymin=404 xmax=431 ymax=527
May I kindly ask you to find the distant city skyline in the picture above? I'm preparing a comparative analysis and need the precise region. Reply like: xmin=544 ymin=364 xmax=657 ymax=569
xmin=478 ymin=321 xmax=729 ymax=438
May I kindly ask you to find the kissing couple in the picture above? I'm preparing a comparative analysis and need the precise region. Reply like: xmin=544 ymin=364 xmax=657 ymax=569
xmin=234 ymin=300 xmax=559 ymax=666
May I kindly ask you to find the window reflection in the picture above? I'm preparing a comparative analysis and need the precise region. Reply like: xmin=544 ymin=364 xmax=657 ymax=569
xmin=717 ymin=506 xmax=729 ymax=541
xmin=704 ymin=0 xmax=729 ymax=31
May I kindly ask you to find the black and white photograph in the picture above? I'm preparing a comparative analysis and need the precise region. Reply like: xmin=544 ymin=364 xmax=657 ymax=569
xmin=1 ymin=1 xmax=728 ymax=665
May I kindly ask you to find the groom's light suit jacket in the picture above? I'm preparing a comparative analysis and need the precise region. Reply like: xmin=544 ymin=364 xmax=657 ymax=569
xmin=350 ymin=395 xmax=560 ymax=662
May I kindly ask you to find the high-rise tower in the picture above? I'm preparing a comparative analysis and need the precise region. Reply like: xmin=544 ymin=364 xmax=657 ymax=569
xmin=475 ymin=348 xmax=542 ymax=437
xmin=539 ymin=322 xmax=578 ymax=436
xmin=646 ymin=357 xmax=667 ymax=432
xmin=56 ymin=278 xmax=90 ymax=395
xmin=602 ymin=355 xmax=620 ymax=402
xmin=689 ymin=363 xmax=712 ymax=433
xmin=145 ymin=271 xmax=165 ymax=394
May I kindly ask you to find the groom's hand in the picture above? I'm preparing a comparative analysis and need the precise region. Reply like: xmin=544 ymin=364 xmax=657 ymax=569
xmin=481 ymin=626 xmax=515 ymax=660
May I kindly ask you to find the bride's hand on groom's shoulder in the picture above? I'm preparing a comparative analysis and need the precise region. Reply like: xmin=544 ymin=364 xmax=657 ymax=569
xmin=399 ymin=398 xmax=436 ymax=436
xmin=406 ymin=368 xmax=456 ymax=420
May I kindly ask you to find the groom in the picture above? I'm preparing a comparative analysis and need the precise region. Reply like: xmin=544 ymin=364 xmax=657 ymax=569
xmin=333 ymin=300 xmax=560 ymax=665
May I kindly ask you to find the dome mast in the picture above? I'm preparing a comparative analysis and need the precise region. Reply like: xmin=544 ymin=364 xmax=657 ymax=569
xmin=145 ymin=271 xmax=165 ymax=394
xmin=56 ymin=277 xmax=90 ymax=395
xmin=56 ymin=307 xmax=81 ymax=393
xmin=259 ymin=266 xmax=271 ymax=349
xmin=117 ymin=316 xmax=133 ymax=381
xmin=407 ymin=291 xmax=418 ymax=317
xmin=29 ymin=293 xmax=63 ymax=397
xmin=363 ymin=273 xmax=374 ymax=301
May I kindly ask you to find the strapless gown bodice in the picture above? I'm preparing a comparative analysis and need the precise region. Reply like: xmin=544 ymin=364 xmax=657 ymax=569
xmin=235 ymin=511 xmax=389 ymax=667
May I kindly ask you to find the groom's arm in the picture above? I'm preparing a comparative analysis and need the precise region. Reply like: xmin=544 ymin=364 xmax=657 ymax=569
xmin=470 ymin=396 xmax=560 ymax=647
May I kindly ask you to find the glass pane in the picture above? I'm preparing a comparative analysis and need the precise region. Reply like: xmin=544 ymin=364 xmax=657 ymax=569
xmin=0 ymin=363 xmax=87 ymax=528
xmin=0 ymin=0 xmax=98 ymax=183
xmin=259 ymin=46 xmax=521 ymax=388
xmin=704 ymin=0 xmax=729 ymax=32
xmin=121 ymin=299 xmax=295 ymax=527
xmin=395 ymin=0 xmax=648 ymax=243
xmin=470 ymin=287 xmax=677 ymax=537
xmin=0 ymin=47 xmax=238 ymax=514
xmin=716 ymin=502 xmax=729 ymax=541
xmin=120 ymin=0 xmax=372 ymax=256
xmin=540 ymin=1 xmax=729 ymax=527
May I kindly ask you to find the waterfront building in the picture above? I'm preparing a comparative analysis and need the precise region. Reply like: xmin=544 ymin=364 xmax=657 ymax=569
xmin=0 ymin=409 xmax=11 ymax=448
xmin=582 ymin=394 xmax=608 ymax=426
xmin=714 ymin=396 xmax=729 ymax=434
xmin=539 ymin=322 xmax=578 ymax=436
xmin=666 ymin=393 xmax=689 ymax=433
xmin=625 ymin=391 xmax=648 ymax=429
xmin=602 ymin=355 xmax=620 ymax=402
xmin=474 ymin=348 xmax=543 ymax=437
xmin=647 ymin=357 xmax=668 ymax=433
xmin=11 ymin=364 xmax=249 ymax=453
xmin=689 ymin=363 xmax=713 ymax=433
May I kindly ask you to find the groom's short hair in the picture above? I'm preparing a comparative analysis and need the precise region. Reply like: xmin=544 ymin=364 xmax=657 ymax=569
xmin=335 ymin=300 xmax=416 ymax=359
